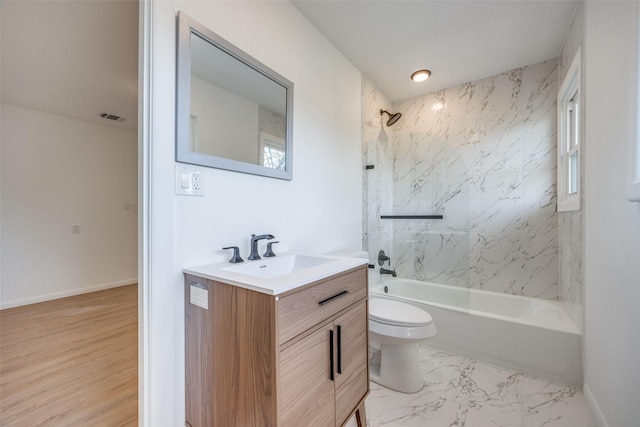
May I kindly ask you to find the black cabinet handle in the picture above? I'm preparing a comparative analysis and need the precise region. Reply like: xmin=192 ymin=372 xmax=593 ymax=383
xmin=337 ymin=325 xmax=342 ymax=375
xmin=329 ymin=329 xmax=334 ymax=381
xmin=318 ymin=290 xmax=349 ymax=306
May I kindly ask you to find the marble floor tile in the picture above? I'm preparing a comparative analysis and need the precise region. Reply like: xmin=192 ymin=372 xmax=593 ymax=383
xmin=365 ymin=345 xmax=595 ymax=427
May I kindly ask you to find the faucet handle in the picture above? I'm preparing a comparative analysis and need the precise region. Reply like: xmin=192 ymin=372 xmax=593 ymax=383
xmin=378 ymin=250 xmax=391 ymax=266
xmin=263 ymin=241 xmax=279 ymax=258
xmin=222 ymin=246 xmax=244 ymax=263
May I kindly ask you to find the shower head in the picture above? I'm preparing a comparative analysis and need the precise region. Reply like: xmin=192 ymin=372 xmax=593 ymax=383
xmin=380 ymin=109 xmax=402 ymax=126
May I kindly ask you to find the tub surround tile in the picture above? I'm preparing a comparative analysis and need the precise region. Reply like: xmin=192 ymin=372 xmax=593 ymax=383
xmin=366 ymin=345 xmax=595 ymax=427
xmin=362 ymin=76 xmax=395 ymax=287
xmin=558 ymin=211 xmax=584 ymax=332
xmin=522 ymin=126 xmax=557 ymax=174
xmin=362 ymin=60 xmax=560 ymax=300
xmin=557 ymin=1 xmax=585 ymax=335
xmin=414 ymin=231 xmax=470 ymax=287
xmin=388 ymin=59 xmax=559 ymax=300
xmin=442 ymin=175 xmax=472 ymax=232
xmin=470 ymin=231 xmax=523 ymax=294
xmin=476 ymin=172 xmax=523 ymax=235
xmin=392 ymin=228 xmax=415 ymax=279
xmin=258 ymin=106 xmax=285 ymax=139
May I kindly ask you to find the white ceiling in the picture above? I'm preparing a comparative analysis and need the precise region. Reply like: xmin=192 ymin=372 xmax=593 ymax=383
xmin=1 ymin=1 xmax=576 ymax=130
xmin=1 ymin=1 xmax=138 ymax=130
xmin=292 ymin=0 xmax=577 ymax=102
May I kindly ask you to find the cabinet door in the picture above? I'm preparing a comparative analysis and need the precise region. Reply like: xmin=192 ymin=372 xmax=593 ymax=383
xmin=279 ymin=323 xmax=335 ymax=427
xmin=334 ymin=300 xmax=369 ymax=426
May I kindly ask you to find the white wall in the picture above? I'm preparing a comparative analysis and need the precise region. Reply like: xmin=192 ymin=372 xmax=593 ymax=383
xmin=0 ymin=104 xmax=138 ymax=308
xmin=583 ymin=2 xmax=640 ymax=426
xmin=145 ymin=1 xmax=362 ymax=424
xmin=191 ymin=75 xmax=259 ymax=162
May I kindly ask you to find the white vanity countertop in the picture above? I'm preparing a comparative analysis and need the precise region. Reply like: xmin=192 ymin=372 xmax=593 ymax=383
xmin=183 ymin=253 xmax=368 ymax=296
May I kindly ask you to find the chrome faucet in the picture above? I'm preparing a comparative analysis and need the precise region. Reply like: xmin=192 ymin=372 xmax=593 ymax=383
xmin=248 ymin=234 xmax=275 ymax=260
xmin=380 ymin=267 xmax=397 ymax=277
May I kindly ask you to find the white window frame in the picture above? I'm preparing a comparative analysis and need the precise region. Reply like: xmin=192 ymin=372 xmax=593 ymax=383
xmin=557 ymin=48 xmax=581 ymax=212
xmin=259 ymin=132 xmax=286 ymax=170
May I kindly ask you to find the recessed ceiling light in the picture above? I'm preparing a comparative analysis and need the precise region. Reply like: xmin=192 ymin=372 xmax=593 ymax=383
xmin=411 ymin=69 xmax=431 ymax=82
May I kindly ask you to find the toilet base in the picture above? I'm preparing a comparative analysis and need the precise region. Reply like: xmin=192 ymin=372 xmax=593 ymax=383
xmin=369 ymin=341 xmax=424 ymax=394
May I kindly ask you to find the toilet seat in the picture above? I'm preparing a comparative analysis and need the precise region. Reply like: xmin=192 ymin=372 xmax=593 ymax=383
xmin=369 ymin=298 xmax=433 ymax=327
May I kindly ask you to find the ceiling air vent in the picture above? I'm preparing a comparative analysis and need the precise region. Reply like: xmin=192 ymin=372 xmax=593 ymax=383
xmin=98 ymin=112 xmax=125 ymax=122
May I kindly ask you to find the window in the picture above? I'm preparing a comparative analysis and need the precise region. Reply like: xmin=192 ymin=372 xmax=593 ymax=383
xmin=558 ymin=49 xmax=581 ymax=212
xmin=259 ymin=132 xmax=286 ymax=171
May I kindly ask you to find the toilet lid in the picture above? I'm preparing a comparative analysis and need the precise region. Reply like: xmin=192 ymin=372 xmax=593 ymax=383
xmin=369 ymin=298 xmax=433 ymax=327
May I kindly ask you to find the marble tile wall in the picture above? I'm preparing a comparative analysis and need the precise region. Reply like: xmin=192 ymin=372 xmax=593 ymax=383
xmin=390 ymin=60 xmax=560 ymax=299
xmin=258 ymin=105 xmax=286 ymax=139
xmin=362 ymin=76 xmax=395 ymax=287
xmin=558 ymin=1 xmax=585 ymax=333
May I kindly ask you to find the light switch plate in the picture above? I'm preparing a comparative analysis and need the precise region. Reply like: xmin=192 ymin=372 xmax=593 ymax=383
xmin=175 ymin=165 xmax=204 ymax=196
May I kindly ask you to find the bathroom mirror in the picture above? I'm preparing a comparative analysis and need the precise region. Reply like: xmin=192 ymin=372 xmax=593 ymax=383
xmin=176 ymin=11 xmax=293 ymax=180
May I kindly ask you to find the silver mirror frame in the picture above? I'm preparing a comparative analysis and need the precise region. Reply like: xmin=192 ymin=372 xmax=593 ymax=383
xmin=176 ymin=11 xmax=293 ymax=180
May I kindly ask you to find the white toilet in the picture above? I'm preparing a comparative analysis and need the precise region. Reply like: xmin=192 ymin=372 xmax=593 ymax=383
xmin=368 ymin=297 xmax=437 ymax=393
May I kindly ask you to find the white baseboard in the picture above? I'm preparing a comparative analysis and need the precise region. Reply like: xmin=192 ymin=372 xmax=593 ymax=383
xmin=0 ymin=278 xmax=137 ymax=310
xmin=584 ymin=382 xmax=609 ymax=427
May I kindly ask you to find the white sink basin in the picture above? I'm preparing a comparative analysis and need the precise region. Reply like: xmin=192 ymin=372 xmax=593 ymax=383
xmin=183 ymin=253 xmax=368 ymax=295
xmin=221 ymin=254 xmax=332 ymax=279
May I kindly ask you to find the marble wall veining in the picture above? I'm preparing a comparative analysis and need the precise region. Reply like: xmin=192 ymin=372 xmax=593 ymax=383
xmin=366 ymin=344 xmax=596 ymax=427
xmin=393 ymin=59 xmax=559 ymax=299
xmin=558 ymin=1 xmax=585 ymax=333
xmin=362 ymin=76 xmax=395 ymax=287
xmin=363 ymin=60 xmax=560 ymax=299
xmin=258 ymin=105 xmax=286 ymax=140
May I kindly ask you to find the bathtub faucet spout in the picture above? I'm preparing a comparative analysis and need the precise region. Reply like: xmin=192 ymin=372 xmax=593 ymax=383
xmin=380 ymin=268 xmax=397 ymax=277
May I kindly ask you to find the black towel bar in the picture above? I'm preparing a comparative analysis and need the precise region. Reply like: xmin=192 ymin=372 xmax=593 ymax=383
xmin=380 ymin=215 xmax=443 ymax=219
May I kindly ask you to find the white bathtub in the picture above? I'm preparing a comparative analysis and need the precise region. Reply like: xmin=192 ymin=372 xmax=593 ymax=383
xmin=371 ymin=278 xmax=582 ymax=386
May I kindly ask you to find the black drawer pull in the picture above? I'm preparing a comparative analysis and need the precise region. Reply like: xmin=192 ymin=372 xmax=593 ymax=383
xmin=318 ymin=290 xmax=349 ymax=306
xmin=329 ymin=329 xmax=335 ymax=381
xmin=337 ymin=325 xmax=342 ymax=375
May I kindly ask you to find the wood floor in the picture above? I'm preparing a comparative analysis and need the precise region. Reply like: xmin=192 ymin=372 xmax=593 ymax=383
xmin=0 ymin=285 xmax=138 ymax=426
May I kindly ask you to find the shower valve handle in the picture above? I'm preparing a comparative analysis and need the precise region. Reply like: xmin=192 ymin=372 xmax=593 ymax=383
xmin=378 ymin=250 xmax=391 ymax=266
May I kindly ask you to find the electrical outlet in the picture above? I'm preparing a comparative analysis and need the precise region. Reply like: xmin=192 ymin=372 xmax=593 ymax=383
xmin=175 ymin=165 xmax=204 ymax=196
xmin=192 ymin=172 xmax=201 ymax=191
xmin=71 ymin=224 xmax=81 ymax=234
xmin=124 ymin=202 xmax=132 ymax=212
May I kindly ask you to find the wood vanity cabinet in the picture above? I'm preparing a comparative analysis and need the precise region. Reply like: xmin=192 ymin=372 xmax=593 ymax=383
xmin=184 ymin=265 xmax=369 ymax=427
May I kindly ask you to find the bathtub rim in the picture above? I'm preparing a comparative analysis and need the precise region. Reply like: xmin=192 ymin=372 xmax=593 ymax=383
xmin=370 ymin=279 xmax=580 ymax=336
xmin=369 ymin=287 xmax=583 ymax=387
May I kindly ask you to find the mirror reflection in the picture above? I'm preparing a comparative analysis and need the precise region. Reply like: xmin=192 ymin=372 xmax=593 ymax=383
xmin=176 ymin=12 xmax=293 ymax=180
